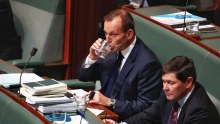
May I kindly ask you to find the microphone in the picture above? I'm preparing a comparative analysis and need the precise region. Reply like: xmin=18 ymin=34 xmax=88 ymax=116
xmin=183 ymin=0 xmax=189 ymax=32
xmin=17 ymin=47 xmax=38 ymax=97
xmin=88 ymin=91 xmax=95 ymax=100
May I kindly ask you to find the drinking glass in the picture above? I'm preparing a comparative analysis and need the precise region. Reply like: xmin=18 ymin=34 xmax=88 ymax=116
xmin=185 ymin=21 xmax=200 ymax=34
xmin=95 ymin=40 xmax=110 ymax=59
xmin=52 ymin=111 xmax=66 ymax=124
xmin=74 ymin=93 xmax=86 ymax=112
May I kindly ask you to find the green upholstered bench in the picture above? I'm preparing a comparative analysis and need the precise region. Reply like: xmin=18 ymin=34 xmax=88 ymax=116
xmin=59 ymin=79 xmax=95 ymax=90
xmin=128 ymin=10 xmax=220 ymax=114
xmin=0 ymin=88 xmax=46 ymax=124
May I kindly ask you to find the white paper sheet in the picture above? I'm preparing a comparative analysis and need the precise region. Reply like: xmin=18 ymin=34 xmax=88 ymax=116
xmin=66 ymin=115 xmax=89 ymax=124
xmin=0 ymin=73 xmax=44 ymax=88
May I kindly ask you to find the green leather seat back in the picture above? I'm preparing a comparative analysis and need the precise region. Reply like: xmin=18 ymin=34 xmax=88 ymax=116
xmin=0 ymin=91 xmax=44 ymax=124
xmin=10 ymin=0 xmax=65 ymax=63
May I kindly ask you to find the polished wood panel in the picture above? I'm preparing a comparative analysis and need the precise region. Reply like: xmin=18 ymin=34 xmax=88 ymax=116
xmin=68 ymin=0 xmax=117 ymax=78
xmin=88 ymin=103 xmax=119 ymax=119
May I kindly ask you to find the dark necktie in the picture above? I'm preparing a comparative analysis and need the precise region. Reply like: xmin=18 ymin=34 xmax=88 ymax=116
xmin=167 ymin=102 xmax=180 ymax=124
xmin=104 ymin=52 xmax=123 ymax=97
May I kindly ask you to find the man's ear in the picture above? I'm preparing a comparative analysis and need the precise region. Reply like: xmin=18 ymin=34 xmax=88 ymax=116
xmin=186 ymin=76 xmax=193 ymax=88
xmin=127 ymin=29 xmax=134 ymax=40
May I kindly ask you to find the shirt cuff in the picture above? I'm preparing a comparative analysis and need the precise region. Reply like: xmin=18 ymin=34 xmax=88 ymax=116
xmin=120 ymin=122 xmax=128 ymax=124
xmin=83 ymin=55 xmax=97 ymax=68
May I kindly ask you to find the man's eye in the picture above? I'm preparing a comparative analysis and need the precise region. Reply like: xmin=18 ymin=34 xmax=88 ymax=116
xmin=163 ymin=81 xmax=175 ymax=85
xmin=110 ymin=33 xmax=117 ymax=37
xmin=168 ymin=81 xmax=175 ymax=84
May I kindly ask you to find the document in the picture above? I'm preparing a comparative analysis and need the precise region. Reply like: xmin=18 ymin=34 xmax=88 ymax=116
xmin=87 ymin=107 xmax=104 ymax=116
xmin=26 ymin=95 xmax=72 ymax=104
xmin=150 ymin=11 xmax=207 ymax=26
xmin=0 ymin=73 xmax=44 ymax=88
xmin=66 ymin=115 xmax=88 ymax=124
xmin=38 ymin=102 xmax=77 ymax=114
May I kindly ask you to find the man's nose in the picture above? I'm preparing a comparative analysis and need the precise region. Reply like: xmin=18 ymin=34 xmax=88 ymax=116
xmin=163 ymin=83 xmax=169 ymax=91
xmin=105 ymin=34 xmax=112 ymax=41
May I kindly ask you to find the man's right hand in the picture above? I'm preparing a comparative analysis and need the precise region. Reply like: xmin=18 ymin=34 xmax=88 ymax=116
xmin=89 ymin=38 xmax=103 ymax=60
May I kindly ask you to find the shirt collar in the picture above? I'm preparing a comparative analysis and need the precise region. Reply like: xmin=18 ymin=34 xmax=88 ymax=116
xmin=120 ymin=36 xmax=136 ymax=59
xmin=177 ymin=86 xmax=195 ymax=108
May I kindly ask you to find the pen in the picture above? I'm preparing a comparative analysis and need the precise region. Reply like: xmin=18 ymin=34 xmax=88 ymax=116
xmin=76 ymin=110 xmax=86 ymax=118
xmin=98 ymin=114 xmax=112 ymax=118
xmin=67 ymin=112 xmax=77 ymax=116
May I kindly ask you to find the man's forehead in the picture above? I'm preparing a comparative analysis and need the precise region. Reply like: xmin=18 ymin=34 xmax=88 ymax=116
xmin=162 ymin=73 xmax=177 ymax=80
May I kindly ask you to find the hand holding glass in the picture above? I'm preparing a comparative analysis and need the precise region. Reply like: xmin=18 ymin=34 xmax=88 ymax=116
xmin=95 ymin=40 xmax=110 ymax=59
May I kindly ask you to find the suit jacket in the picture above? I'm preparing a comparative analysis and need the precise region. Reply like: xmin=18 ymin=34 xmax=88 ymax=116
xmin=125 ymin=83 xmax=220 ymax=124
xmin=78 ymin=37 xmax=162 ymax=119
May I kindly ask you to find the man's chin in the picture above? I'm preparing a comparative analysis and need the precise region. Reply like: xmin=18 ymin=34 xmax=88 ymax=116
xmin=165 ymin=95 xmax=174 ymax=101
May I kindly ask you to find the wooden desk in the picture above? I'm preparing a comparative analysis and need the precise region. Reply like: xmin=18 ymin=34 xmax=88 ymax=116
xmin=88 ymin=103 xmax=119 ymax=119
xmin=122 ymin=5 xmax=220 ymax=58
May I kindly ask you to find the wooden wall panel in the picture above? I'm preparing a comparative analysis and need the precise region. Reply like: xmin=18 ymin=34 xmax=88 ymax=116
xmin=69 ymin=0 xmax=117 ymax=78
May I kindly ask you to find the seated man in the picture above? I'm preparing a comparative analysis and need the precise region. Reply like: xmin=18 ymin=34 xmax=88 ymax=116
xmin=105 ymin=56 xmax=220 ymax=124
xmin=77 ymin=9 xmax=162 ymax=120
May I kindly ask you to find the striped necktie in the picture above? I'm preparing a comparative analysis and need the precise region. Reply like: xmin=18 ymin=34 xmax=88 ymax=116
xmin=104 ymin=52 xmax=123 ymax=97
xmin=167 ymin=102 xmax=180 ymax=124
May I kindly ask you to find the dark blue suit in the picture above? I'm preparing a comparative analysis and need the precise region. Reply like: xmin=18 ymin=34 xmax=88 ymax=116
xmin=78 ymin=37 xmax=162 ymax=119
xmin=124 ymin=83 xmax=220 ymax=124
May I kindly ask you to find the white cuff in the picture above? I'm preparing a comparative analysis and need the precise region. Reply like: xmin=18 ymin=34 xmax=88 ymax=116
xmin=83 ymin=55 xmax=97 ymax=68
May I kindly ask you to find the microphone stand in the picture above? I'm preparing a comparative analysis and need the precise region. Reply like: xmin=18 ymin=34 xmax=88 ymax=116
xmin=183 ymin=0 xmax=189 ymax=32
xmin=17 ymin=48 xmax=38 ymax=98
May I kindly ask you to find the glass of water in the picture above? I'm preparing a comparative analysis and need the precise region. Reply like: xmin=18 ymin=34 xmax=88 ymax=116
xmin=52 ymin=111 xmax=66 ymax=124
xmin=186 ymin=21 xmax=200 ymax=35
xmin=95 ymin=40 xmax=110 ymax=59
xmin=74 ymin=93 xmax=86 ymax=112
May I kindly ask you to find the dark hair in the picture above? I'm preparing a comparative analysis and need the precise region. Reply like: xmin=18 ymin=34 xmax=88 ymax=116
xmin=162 ymin=56 xmax=197 ymax=83
xmin=104 ymin=9 xmax=134 ymax=32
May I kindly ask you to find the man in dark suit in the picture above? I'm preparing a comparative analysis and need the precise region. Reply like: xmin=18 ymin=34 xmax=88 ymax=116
xmin=77 ymin=9 xmax=162 ymax=120
xmin=105 ymin=56 xmax=220 ymax=124
xmin=0 ymin=0 xmax=21 ymax=60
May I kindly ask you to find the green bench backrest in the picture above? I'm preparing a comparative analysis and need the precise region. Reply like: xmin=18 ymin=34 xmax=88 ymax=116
xmin=0 ymin=91 xmax=44 ymax=124
xmin=10 ymin=0 xmax=65 ymax=63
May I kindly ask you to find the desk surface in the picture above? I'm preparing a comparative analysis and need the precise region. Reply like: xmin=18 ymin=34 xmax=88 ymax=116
xmin=123 ymin=5 xmax=220 ymax=58
xmin=0 ymin=59 xmax=114 ymax=124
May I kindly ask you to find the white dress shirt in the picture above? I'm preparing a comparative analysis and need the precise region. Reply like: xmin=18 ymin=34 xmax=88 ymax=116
xmin=129 ymin=0 xmax=149 ymax=8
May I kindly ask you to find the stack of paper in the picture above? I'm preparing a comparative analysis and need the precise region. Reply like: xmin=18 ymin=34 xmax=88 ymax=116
xmin=26 ymin=95 xmax=77 ymax=114
xmin=26 ymin=96 xmax=72 ymax=104
xmin=21 ymin=79 xmax=67 ymax=96
xmin=38 ymin=102 xmax=77 ymax=114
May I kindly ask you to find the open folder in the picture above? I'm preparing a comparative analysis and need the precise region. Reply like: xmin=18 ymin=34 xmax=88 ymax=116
xmin=150 ymin=11 xmax=207 ymax=26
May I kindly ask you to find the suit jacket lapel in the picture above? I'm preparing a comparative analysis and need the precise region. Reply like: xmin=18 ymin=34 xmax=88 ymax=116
xmin=111 ymin=40 xmax=140 ymax=98
xmin=177 ymin=83 xmax=200 ymax=124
